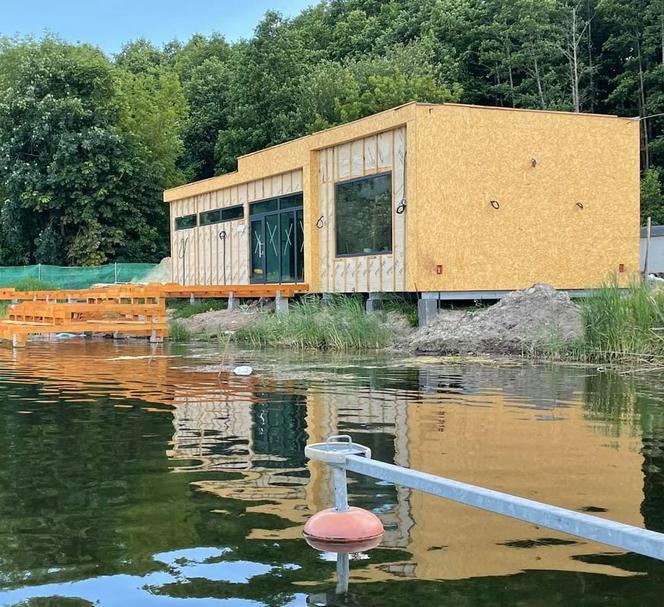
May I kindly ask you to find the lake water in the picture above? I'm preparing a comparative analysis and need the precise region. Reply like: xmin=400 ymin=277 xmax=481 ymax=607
xmin=0 ymin=340 xmax=662 ymax=606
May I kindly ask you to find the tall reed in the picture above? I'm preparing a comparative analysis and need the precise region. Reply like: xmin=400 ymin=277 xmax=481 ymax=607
xmin=581 ymin=277 xmax=664 ymax=360
xmin=235 ymin=295 xmax=392 ymax=350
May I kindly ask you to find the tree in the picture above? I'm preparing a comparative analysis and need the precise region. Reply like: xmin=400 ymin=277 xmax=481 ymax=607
xmin=0 ymin=37 xmax=169 ymax=264
xmin=214 ymin=12 xmax=313 ymax=173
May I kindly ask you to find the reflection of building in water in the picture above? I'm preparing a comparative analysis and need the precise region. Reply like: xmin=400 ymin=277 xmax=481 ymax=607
xmin=0 ymin=342 xmax=653 ymax=582
xmin=167 ymin=365 xmax=648 ymax=581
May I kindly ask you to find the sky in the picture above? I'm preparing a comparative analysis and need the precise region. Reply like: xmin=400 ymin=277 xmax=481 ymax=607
xmin=1 ymin=0 xmax=315 ymax=56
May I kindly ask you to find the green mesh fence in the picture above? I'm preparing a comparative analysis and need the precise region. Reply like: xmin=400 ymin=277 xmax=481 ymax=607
xmin=0 ymin=263 xmax=160 ymax=289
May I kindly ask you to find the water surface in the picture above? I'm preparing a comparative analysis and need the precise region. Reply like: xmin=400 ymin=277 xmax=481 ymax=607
xmin=0 ymin=340 xmax=662 ymax=605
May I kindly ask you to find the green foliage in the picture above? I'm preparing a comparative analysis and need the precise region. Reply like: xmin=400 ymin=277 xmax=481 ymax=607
xmin=582 ymin=277 xmax=664 ymax=359
xmin=10 ymin=278 xmax=58 ymax=291
xmin=0 ymin=303 xmax=7 ymax=319
xmin=235 ymin=295 xmax=392 ymax=350
xmin=168 ymin=320 xmax=192 ymax=342
xmin=2 ymin=0 xmax=664 ymax=263
xmin=170 ymin=299 xmax=227 ymax=319
xmin=0 ymin=36 xmax=170 ymax=265
xmin=641 ymin=168 xmax=664 ymax=225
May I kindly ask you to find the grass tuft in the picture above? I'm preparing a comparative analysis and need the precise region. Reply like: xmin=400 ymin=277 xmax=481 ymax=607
xmin=235 ymin=295 xmax=392 ymax=350
xmin=169 ymin=320 xmax=192 ymax=342
xmin=580 ymin=276 xmax=664 ymax=361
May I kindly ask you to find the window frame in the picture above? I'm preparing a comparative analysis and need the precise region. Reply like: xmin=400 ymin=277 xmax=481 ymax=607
xmin=199 ymin=204 xmax=245 ymax=226
xmin=249 ymin=192 xmax=303 ymax=218
xmin=174 ymin=214 xmax=197 ymax=231
xmin=334 ymin=171 xmax=393 ymax=259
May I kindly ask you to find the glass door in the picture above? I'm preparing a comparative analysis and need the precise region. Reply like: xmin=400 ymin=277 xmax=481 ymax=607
xmin=251 ymin=218 xmax=265 ymax=281
xmin=250 ymin=194 xmax=304 ymax=284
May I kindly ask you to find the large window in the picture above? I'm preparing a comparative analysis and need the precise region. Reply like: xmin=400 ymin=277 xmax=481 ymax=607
xmin=335 ymin=172 xmax=392 ymax=257
xmin=175 ymin=214 xmax=197 ymax=230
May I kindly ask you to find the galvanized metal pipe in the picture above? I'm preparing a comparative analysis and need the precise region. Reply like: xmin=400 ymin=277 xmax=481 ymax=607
xmin=343 ymin=454 xmax=664 ymax=561
xmin=332 ymin=465 xmax=349 ymax=513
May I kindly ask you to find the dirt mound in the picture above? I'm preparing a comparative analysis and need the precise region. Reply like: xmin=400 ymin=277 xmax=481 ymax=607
xmin=177 ymin=308 xmax=258 ymax=338
xmin=409 ymin=284 xmax=583 ymax=355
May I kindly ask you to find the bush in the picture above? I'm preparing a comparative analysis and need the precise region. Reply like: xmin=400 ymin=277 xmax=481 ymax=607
xmin=235 ymin=295 xmax=392 ymax=350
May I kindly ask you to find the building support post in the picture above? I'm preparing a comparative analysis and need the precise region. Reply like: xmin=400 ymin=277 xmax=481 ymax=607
xmin=275 ymin=290 xmax=289 ymax=315
xmin=418 ymin=297 xmax=438 ymax=328
xmin=366 ymin=292 xmax=383 ymax=314
xmin=228 ymin=292 xmax=238 ymax=312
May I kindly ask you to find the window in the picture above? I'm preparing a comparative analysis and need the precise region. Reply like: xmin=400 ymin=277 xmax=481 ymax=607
xmin=222 ymin=205 xmax=244 ymax=221
xmin=199 ymin=209 xmax=221 ymax=226
xmin=335 ymin=172 xmax=392 ymax=256
xmin=200 ymin=205 xmax=244 ymax=226
xmin=250 ymin=198 xmax=278 ymax=215
xmin=250 ymin=193 xmax=303 ymax=216
xmin=175 ymin=214 xmax=197 ymax=230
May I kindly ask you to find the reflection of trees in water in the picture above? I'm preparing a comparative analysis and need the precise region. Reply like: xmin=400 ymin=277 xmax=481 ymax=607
xmin=0 ymin=381 xmax=197 ymax=587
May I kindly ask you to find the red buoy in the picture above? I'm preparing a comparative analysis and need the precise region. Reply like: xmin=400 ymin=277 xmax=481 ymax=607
xmin=303 ymin=506 xmax=384 ymax=553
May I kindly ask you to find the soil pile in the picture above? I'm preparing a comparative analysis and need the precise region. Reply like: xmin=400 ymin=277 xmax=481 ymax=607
xmin=177 ymin=308 xmax=259 ymax=338
xmin=409 ymin=284 xmax=583 ymax=355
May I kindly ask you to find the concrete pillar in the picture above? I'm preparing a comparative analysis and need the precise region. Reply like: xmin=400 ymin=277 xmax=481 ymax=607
xmin=275 ymin=291 xmax=289 ymax=315
xmin=366 ymin=292 xmax=383 ymax=314
xmin=418 ymin=298 xmax=438 ymax=328
xmin=321 ymin=293 xmax=333 ymax=306
xmin=228 ymin=292 xmax=238 ymax=311
xmin=189 ymin=293 xmax=196 ymax=304
xmin=150 ymin=329 xmax=164 ymax=344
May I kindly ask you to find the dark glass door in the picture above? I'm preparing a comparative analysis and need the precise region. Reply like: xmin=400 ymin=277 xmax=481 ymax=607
xmin=251 ymin=218 xmax=265 ymax=281
xmin=250 ymin=195 xmax=304 ymax=284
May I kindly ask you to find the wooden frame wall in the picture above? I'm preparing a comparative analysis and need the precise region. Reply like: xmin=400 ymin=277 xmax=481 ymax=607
xmin=318 ymin=127 xmax=406 ymax=293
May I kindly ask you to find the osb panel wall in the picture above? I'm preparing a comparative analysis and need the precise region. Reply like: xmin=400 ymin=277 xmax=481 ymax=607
xmin=412 ymin=105 xmax=640 ymax=292
xmin=318 ymin=127 xmax=407 ymax=292
xmin=171 ymin=196 xmax=198 ymax=285
xmin=171 ymin=169 xmax=303 ymax=286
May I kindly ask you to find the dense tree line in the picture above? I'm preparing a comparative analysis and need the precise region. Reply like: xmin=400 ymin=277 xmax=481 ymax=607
xmin=0 ymin=0 xmax=662 ymax=265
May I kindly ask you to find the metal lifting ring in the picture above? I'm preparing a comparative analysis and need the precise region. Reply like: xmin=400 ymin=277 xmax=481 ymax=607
xmin=218 ymin=230 xmax=227 ymax=240
xmin=316 ymin=215 xmax=325 ymax=229
xmin=396 ymin=199 xmax=407 ymax=215
xmin=576 ymin=202 xmax=584 ymax=209
xmin=490 ymin=200 xmax=500 ymax=209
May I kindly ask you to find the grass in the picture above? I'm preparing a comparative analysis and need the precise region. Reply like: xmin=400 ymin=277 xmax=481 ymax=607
xmin=382 ymin=295 xmax=418 ymax=327
xmin=0 ymin=302 xmax=7 ymax=319
xmin=168 ymin=299 xmax=227 ymax=319
xmin=235 ymin=295 xmax=392 ymax=350
xmin=579 ymin=277 xmax=664 ymax=361
xmin=10 ymin=278 xmax=58 ymax=291
xmin=169 ymin=320 xmax=192 ymax=342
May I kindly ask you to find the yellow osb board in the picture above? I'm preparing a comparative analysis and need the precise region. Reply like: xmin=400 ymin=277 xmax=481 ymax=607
xmin=410 ymin=104 xmax=640 ymax=292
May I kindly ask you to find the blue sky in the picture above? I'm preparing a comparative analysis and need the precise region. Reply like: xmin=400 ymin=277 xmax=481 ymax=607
xmin=1 ymin=0 xmax=315 ymax=56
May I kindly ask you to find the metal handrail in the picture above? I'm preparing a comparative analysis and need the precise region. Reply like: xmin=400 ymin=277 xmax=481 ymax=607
xmin=306 ymin=436 xmax=664 ymax=562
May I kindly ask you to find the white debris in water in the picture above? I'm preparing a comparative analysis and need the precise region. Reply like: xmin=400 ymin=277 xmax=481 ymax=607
xmin=233 ymin=365 xmax=253 ymax=376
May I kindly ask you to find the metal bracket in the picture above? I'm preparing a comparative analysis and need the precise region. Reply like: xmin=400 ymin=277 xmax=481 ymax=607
xmin=305 ymin=434 xmax=371 ymax=465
